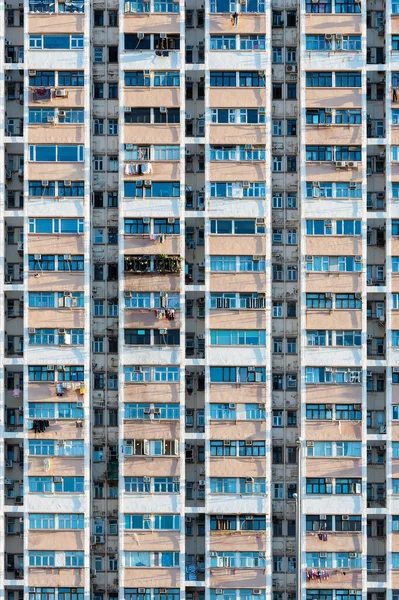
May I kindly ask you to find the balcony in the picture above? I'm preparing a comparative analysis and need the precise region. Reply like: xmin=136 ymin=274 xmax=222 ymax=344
xmin=124 ymin=255 xmax=182 ymax=274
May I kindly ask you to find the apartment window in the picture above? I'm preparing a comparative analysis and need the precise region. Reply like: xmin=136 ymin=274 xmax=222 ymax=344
xmin=94 ymin=483 xmax=104 ymax=498
xmin=109 ymin=46 xmax=118 ymax=62
xmin=273 ymin=47 xmax=283 ymax=63
xmin=109 ymin=83 xmax=118 ymax=98
xmin=273 ymin=520 xmax=283 ymax=535
xmin=94 ymin=373 xmax=104 ymax=389
xmin=273 ymin=120 xmax=283 ymax=135
xmin=109 ymin=10 xmax=118 ymax=25
xmin=287 ymin=156 xmax=297 ymax=172
xmin=287 ymin=82 xmax=297 ymax=98
xmin=272 ymin=83 xmax=283 ymax=99
xmin=210 ymin=71 xmax=236 ymax=86
xmin=94 ymin=83 xmax=104 ymax=99
xmin=306 ymin=72 xmax=332 ymax=87
xmin=273 ymin=156 xmax=283 ymax=171
xmin=273 ymin=10 xmax=283 ymax=25
xmin=286 ymin=47 xmax=297 ymax=62
xmin=108 ymin=191 xmax=118 ymax=207
xmin=287 ymin=119 xmax=297 ymax=135
xmin=336 ymin=72 xmax=361 ymax=87
xmin=94 ymin=10 xmax=104 ymax=25
xmin=94 ymin=119 xmax=104 ymax=135
xmin=108 ymin=119 xmax=118 ymax=135
xmin=94 ymin=47 xmax=104 ymax=62
xmin=273 ymin=447 xmax=283 ymax=463
xmin=273 ymin=556 xmax=283 ymax=572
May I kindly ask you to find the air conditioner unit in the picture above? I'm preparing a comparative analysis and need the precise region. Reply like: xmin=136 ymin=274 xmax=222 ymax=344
xmin=256 ymin=218 xmax=265 ymax=224
xmin=246 ymin=477 xmax=254 ymax=483
xmin=216 ymin=590 xmax=224 ymax=595
xmin=168 ymin=217 xmax=175 ymax=224
xmin=347 ymin=161 xmax=358 ymax=168
xmin=355 ymin=255 xmax=362 ymax=262
xmin=63 ymin=180 xmax=72 ymax=187
xmin=319 ymin=514 xmax=327 ymax=520
xmin=160 ymin=106 xmax=167 ymax=113
xmin=5 ymin=460 xmax=12 ymax=468
xmin=319 ymin=553 xmax=327 ymax=558
xmin=242 ymin=181 xmax=250 ymax=188
xmin=59 ymin=328 xmax=66 ymax=335
xmin=342 ymin=515 xmax=350 ymax=520
xmin=325 ymin=292 xmax=332 ymax=299
xmin=144 ymin=180 xmax=151 ymax=187
xmin=259 ymin=107 xmax=266 ymax=114
xmin=160 ymin=33 xmax=167 ymax=39
xmin=198 ymin=333 xmax=205 ymax=340
xmin=53 ymin=476 xmax=63 ymax=483
xmin=28 ymin=328 xmax=36 ymax=335
xmin=253 ymin=255 xmax=261 ymax=262
xmin=307 ymin=441 xmax=314 ymax=447
xmin=377 ymin=192 xmax=385 ymax=199
xmin=143 ymin=476 xmax=151 ymax=482
xmin=63 ymin=254 xmax=72 ymax=260
xmin=286 ymin=64 xmax=297 ymax=73
xmin=34 ymin=254 xmax=42 ymax=260
xmin=335 ymin=161 xmax=346 ymax=168
xmin=47 ymin=116 xmax=56 ymax=124
xmin=95 ymin=535 xmax=105 ymax=544
xmin=349 ymin=552 xmax=358 ymax=558
xmin=4 ymin=478 xmax=13 ymax=485
xmin=253 ymin=591 xmax=261 ymax=596
xmin=28 ymin=69 xmax=36 ymax=76
xmin=55 ymin=88 xmax=68 ymax=97
xmin=324 ymin=33 xmax=333 ymax=41
xmin=349 ymin=182 xmax=357 ymax=189
xmin=306 ymin=255 xmax=313 ymax=262
xmin=77 ymin=402 xmax=83 ymax=408
xmin=137 ymin=33 xmax=145 ymax=39
xmin=336 ymin=33 xmax=343 ymax=41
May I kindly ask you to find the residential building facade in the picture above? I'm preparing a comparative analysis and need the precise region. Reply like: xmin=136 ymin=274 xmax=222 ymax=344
xmin=0 ymin=0 xmax=397 ymax=600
